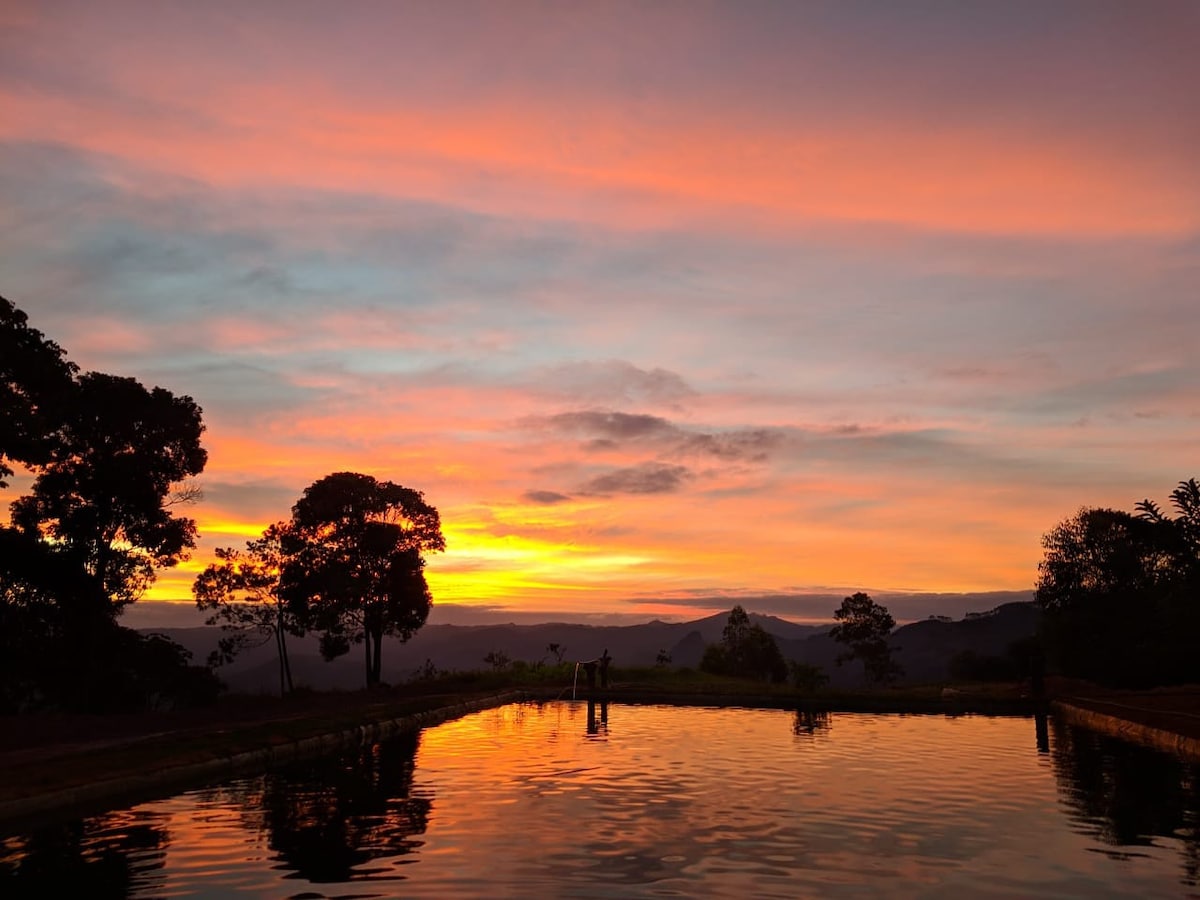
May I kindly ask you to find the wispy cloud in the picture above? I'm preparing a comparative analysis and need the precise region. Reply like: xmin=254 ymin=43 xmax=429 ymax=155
xmin=579 ymin=463 xmax=694 ymax=496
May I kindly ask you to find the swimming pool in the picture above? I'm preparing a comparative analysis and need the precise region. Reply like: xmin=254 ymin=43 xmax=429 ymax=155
xmin=3 ymin=702 xmax=1197 ymax=897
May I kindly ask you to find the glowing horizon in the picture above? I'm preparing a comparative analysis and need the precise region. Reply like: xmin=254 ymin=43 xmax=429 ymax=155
xmin=2 ymin=2 xmax=1197 ymax=623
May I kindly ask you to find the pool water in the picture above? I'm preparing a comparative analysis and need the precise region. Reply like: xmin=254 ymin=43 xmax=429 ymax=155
xmin=3 ymin=702 xmax=1198 ymax=897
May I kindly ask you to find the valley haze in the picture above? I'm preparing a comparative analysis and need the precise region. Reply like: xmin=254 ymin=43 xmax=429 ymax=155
xmin=149 ymin=600 xmax=1039 ymax=695
xmin=125 ymin=590 xmax=1034 ymax=630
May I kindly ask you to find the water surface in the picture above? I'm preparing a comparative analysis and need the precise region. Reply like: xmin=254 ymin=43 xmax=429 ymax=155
xmin=3 ymin=702 xmax=1198 ymax=897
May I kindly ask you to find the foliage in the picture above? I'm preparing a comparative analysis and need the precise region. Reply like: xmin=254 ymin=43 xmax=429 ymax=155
xmin=699 ymin=605 xmax=789 ymax=683
xmin=947 ymin=650 xmax=1020 ymax=683
xmin=830 ymin=592 xmax=902 ymax=685
xmin=1 ymin=297 xmax=210 ymax=712
xmin=280 ymin=472 xmax=445 ymax=687
xmin=193 ymin=522 xmax=302 ymax=696
xmin=1136 ymin=478 xmax=1200 ymax=558
xmin=948 ymin=637 xmax=1042 ymax=684
xmin=412 ymin=658 xmax=440 ymax=681
xmin=788 ymin=660 xmax=829 ymax=693
xmin=0 ymin=294 xmax=77 ymax=487
xmin=11 ymin=371 xmax=207 ymax=617
xmin=1036 ymin=480 xmax=1200 ymax=687
xmin=483 ymin=649 xmax=511 ymax=671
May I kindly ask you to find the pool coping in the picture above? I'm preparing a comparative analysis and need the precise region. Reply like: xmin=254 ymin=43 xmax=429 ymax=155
xmin=1052 ymin=699 xmax=1200 ymax=762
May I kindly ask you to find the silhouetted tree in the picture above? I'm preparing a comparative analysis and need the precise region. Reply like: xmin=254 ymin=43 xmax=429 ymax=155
xmin=193 ymin=522 xmax=302 ymax=696
xmin=2 ymin=299 xmax=208 ymax=710
xmin=1036 ymin=483 xmax=1199 ymax=687
xmin=11 ymin=372 xmax=207 ymax=619
xmin=830 ymin=592 xmax=902 ymax=685
xmin=0 ymin=295 xmax=77 ymax=487
xmin=700 ymin=605 xmax=789 ymax=682
xmin=280 ymin=472 xmax=444 ymax=687
xmin=1137 ymin=479 xmax=1200 ymax=602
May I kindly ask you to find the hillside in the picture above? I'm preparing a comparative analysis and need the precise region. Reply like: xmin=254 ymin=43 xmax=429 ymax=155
xmin=151 ymin=604 xmax=1038 ymax=694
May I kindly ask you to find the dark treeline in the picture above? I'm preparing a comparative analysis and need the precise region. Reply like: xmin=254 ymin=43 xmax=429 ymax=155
xmin=1035 ymin=479 xmax=1200 ymax=688
xmin=1 ymin=296 xmax=443 ymax=712
xmin=698 ymin=595 xmax=903 ymax=690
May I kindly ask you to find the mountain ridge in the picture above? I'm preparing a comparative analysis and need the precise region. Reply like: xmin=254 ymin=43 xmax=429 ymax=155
xmin=149 ymin=601 xmax=1038 ymax=694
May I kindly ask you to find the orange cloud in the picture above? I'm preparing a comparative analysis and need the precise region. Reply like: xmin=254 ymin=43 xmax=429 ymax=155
xmin=4 ymin=72 xmax=1194 ymax=240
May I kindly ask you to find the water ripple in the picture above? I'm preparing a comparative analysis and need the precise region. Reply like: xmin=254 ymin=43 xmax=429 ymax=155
xmin=4 ymin=704 xmax=1198 ymax=898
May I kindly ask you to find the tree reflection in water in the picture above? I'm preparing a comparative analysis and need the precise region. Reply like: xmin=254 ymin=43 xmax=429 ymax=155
xmin=792 ymin=709 xmax=831 ymax=738
xmin=259 ymin=728 xmax=432 ymax=885
xmin=1050 ymin=716 xmax=1200 ymax=887
xmin=0 ymin=808 xmax=169 ymax=899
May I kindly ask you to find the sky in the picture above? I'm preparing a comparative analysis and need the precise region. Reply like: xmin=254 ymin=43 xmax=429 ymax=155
xmin=2 ymin=1 xmax=1197 ymax=627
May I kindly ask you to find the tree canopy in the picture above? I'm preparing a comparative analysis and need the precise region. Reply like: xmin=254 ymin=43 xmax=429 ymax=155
xmin=700 ymin=605 xmax=788 ymax=683
xmin=0 ymin=295 xmax=77 ymax=487
xmin=829 ymin=592 xmax=902 ymax=685
xmin=193 ymin=522 xmax=301 ymax=696
xmin=1036 ymin=479 xmax=1200 ymax=687
xmin=1 ymin=297 xmax=212 ymax=711
xmin=11 ymin=372 xmax=207 ymax=617
xmin=280 ymin=472 xmax=444 ymax=687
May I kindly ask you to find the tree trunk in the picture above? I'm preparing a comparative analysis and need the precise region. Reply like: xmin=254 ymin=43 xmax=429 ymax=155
xmin=274 ymin=627 xmax=294 ymax=696
xmin=275 ymin=602 xmax=294 ymax=695
xmin=371 ymin=628 xmax=383 ymax=685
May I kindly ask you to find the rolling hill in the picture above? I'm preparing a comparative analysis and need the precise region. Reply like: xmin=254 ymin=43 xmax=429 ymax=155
xmin=150 ymin=603 xmax=1039 ymax=694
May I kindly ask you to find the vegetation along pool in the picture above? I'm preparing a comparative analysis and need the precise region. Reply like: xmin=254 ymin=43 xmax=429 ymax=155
xmin=3 ymin=702 xmax=1198 ymax=897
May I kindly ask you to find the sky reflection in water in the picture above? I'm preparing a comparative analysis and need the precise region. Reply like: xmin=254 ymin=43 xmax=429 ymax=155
xmin=3 ymin=703 xmax=1199 ymax=898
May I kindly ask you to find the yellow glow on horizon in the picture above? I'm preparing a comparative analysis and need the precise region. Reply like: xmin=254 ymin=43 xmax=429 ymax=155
xmin=196 ymin=519 xmax=270 ymax=539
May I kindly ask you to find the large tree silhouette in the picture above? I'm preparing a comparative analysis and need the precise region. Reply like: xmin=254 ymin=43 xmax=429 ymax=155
xmin=700 ymin=605 xmax=789 ymax=682
xmin=11 ymin=372 xmax=207 ymax=618
xmin=1 ymin=297 xmax=212 ymax=711
xmin=830 ymin=592 xmax=901 ymax=685
xmin=1036 ymin=479 xmax=1200 ymax=687
xmin=281 ymin=472 xmax=444 ymax=687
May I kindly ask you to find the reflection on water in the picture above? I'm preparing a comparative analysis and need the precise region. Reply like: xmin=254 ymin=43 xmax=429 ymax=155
xmin=0 ymin=808 xmax=169 ymax=899
xmin=3 ymin=703 xmax=1199 ymax=897
xmin=260 ymin=729 xmax=431 ymax=885
xmin=1049 ymin=716 xmax=1200 ymax=886
xmin=793 ymin=708 xmax=831 ymax=737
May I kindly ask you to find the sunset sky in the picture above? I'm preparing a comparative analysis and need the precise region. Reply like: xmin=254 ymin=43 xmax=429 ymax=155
xmin=2 ymin=1 xmax=1197 ymax=626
